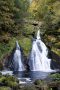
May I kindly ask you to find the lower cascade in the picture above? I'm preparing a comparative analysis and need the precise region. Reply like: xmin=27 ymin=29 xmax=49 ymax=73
xmin=13 ymin=41 xmax=25 ymax=71
xmin=29 ymin=30 xmax=52 ymax=72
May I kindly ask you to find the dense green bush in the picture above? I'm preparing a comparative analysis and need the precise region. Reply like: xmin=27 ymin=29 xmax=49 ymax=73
xmin=49 ymin=73 xmax=60 ymax=81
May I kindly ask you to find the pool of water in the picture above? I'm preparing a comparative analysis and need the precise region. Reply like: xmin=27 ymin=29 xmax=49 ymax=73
xmin=13 ymin=71 xmax=50 ymax=80
xmin=13 ymin=71 xmax=51 ymax=84
xmin=0 ymin=70 xmax=59 ymax=84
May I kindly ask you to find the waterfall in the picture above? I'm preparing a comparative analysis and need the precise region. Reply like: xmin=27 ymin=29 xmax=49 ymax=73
xmin=13 ymin=41 xmax=25 ymax=71
xmin=29 ymin=30 xmax=52 ymax=72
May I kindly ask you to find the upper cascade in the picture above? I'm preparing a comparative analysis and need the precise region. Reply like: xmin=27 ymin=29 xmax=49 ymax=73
xmin=16 ymin=41 xmax=20 ymax=50
xmin=36 ymin=30 xmax=41 ymax=40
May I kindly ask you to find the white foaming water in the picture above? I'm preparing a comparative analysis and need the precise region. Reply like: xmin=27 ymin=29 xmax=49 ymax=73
xmin=13 ymin=41 xmax=25 ymax=71
xmin=29 ymin=30 xmax=53 ymax=72
xmin=37 ymin=30 xmax=41 ymax=40
xmin=18 ymin=78 xmax=32 ymax=84
xmin=0 ymin=70 xmax=13 ymax=75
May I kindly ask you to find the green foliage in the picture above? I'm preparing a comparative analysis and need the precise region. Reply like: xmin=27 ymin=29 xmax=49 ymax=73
xmin=49 ymin=73 xmax=60 ymax=81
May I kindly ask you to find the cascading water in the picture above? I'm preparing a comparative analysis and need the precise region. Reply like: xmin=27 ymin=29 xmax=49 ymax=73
xmin=29 ymin=30 xmax=52 ymax=72
xmin=13 ymin=41 xmax=25 ymax=71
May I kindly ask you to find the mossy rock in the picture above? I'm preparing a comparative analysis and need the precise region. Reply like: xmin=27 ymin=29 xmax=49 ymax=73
xmin=20 ymin=85 xmax=37 ymax=90
xmin=0 ymin=75 xmax=19 ymax=89
xmin=0 ymin=86 xmax=11 ymax=90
